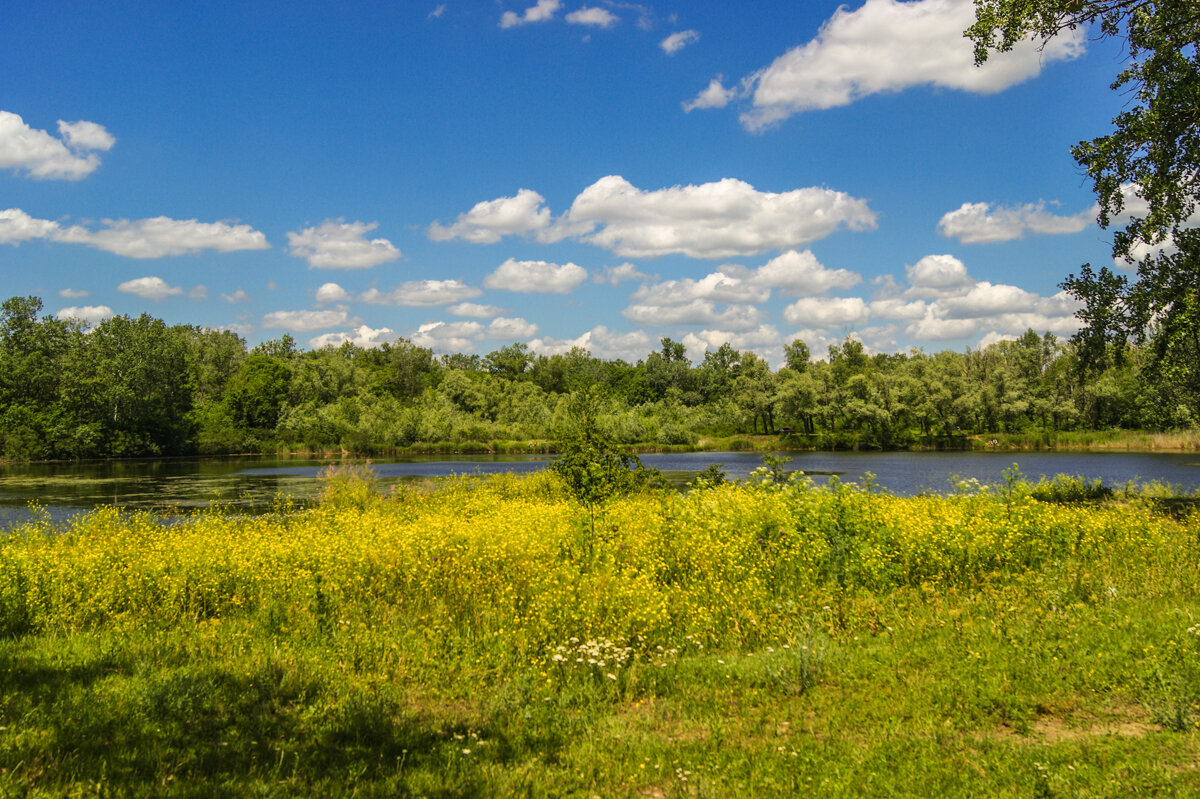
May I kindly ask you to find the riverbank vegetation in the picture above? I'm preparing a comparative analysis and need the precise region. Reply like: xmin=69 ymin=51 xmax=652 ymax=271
xmin=0 ymin=467 xmax=1197 ymax=795
xmin=3 ymin=295 xmax=1199 ymax=462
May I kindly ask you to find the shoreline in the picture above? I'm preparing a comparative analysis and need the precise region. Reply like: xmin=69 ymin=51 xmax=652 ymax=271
xmin=3 ymin=429 xmax=1199 ymax=466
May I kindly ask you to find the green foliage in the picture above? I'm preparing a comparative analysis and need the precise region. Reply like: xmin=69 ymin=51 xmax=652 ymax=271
xmin=970 ymin=0 xmax=1200 ymax=422
xmin=552 ymin=391 xmax=642 ymax=535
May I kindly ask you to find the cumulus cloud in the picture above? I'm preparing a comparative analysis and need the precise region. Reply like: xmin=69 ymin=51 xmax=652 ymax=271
xmin=783 ymin=296 xmax=870 ymax=328
xmin=309 ymin=325 xmax=397 ymax=349
xmin=484 ymin=258 xmax=587 ymax=294
xmin=868 ymin=297 xmax=927 ymax=320
xmin=623 ymin=300 xmax=764 ymax=330
xmin=630 ymin=250 xmax=858 ymax=311
xmin=566 ymin=6 xmax=617 ymax=27
xmin=528 ymin=325 xmax=654 ymax=362
xmin=427 ymin=176 xmax=875 ymax=258
xmin=682 ymin=324 xmax=783 ymax=362
xmin=58 ymin=288 xmax=89 ymax=299
xmin=0 ymin=208 xmax=61 ymax=245
xmin=500 ymin=0 xmax=560 ymax=28
xmin=487 ymin=317 xmax=540 ymax=339
xmin=221 ymin=288 xmax=252 ymax=304
xmin=314 ymin=283 xmax=349 ymax=303
xmin=410 ymin=320 xmax=486 ymax=352
xmin=0 ymin=111 xmax=115 ymax=180
xmin=428 ymin=188 xmax=552 ymax=244
xmin=937 ymin=200 xmax=1094 ymax=243
xmin=117 ymin=276 xmax=185 ymax=301
xmin=449 ymin=302 xmax=507 ymax=318
xmin=728 ymin=0 xmax=1084 ymax=130
xmin=564 ymin=176 xmax=876 ymax=258
xmin=188 ymin=285 xmax=208 ymax=301
xmin=593 ymin=262 xmax=653 ymax=285
xmin=632 ymin=270 xmax=771 ymax=306
xmin=359 ymin=279 xmax=482 ymax=306
xmin=869 ymin=256 xmax=1085 ymax=342
xmin=287 ymin=220 xmax=400 ymax=269
xmin=661 ymin=29 xmax=699 ymax=54
xmin=683 ymin=77 xmax=738 ymax=112
xmin=752 ymin=249 xmax=861 ymax=294
xmin=53 ymin=216 xmax=270 ymax=258
xmin=56 ymin=305 xmax=113 ymax=326
xmin=904 ymin=254 xmax=973 ymax=296
xmin=262 ymin=308 xmax=358 ymax=332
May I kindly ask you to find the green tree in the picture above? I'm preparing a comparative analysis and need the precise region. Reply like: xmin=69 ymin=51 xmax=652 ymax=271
xmin=67 ymin=314 xmax=196 ymax=456
xmin=970 ymin=0 xmax=1200 ymax=422
xmin=551 ymin=390 xmax=642 ymax=542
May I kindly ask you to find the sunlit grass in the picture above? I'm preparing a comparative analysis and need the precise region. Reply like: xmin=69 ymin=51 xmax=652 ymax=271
xmin=1 ymin=470 xmax=1197 ymax=795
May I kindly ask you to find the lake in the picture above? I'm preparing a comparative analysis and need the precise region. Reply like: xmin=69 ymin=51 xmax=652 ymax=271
xmin=2 ymin=450 xmax=1198 ymax=529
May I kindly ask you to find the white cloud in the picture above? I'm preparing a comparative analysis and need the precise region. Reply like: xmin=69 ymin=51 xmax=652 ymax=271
xmin=117 ymin=276 xmax=184 ymax=301
xmin=937 ymin=201 xmax=1094 ymax=243
xmin=484 ymin=258 xmax=587 ymax=293
xmin=904 ymin=254 xmax=973 ymax=296
xmin=938 ymin=281 xmax=1040 ymax=318
xmin=661 ymin=29 xmax=699 ymax=54
xmin=632 ymin=270 xmax=771 ymax=306
xmin=359 ymin=280 xmax=482 ymax=306
xmin=221 ymin=288 xmax=252 ymax=304
xmin=0 ymin=208 xmax=60 ymax=245
xmin=623 ymin=300 xmax=764 ymax=329
xmin=410 ymin=320 xmax=486 ymax=352
xmin=487 ymin=317 xmax=540 ymax=339
xmin=682 ymin=324 xmax=783 ymax=362
xmin=287 ymin=220 xmax=400 ymax=269
xmin=566 ymin=6 xmax=617 ymax=27
xmin=262 ymin=308 xmax=357 ymax=332
xmin=428 ymin=188 xmax=552 ymax=244
xmin=188 ymin=285 xmax=208 ymax=300
xmin=315 ymin=282 xmax=350 ymax=303
xmin=449 ymin=302 xmax=507 ymax=318
xmin=783 ymin=296 xmax=870 ymax=327
xmin=629 ymin=250 xmax=859 ymax=310
xmin=58 ymin=288 xmax=89 ymax=299
xmin=0 ymin=111 xmax=114 ymax=180
xmin=309 ymin=325 xmax=398 ymax=349
xmin=428 ymin=176 xmax=875 ymax=258
xmin=683 ymin=77 xmax=738 ymax=112
xmin=54 ymin=217 xmax=269 ymax=258
xmin=838 ymin=253 xmax=1086 ymax=343
xmin=735 ymin=0 xmax=1085 ymax=130
xmin=500 ymin=0 xmax=561 ymax=28
xmin=752 ymin=249 xmax=861 ymax=294
xmin=428 ymin=4 xmax=446 ymax=19
xmin=868 ymin=297 xmax=927 ymax=320
xmin=57 ymin=120 xmax=115 ymax=152
xmin=528 ymin=325 xmax=654 ymax=361
xmin=593 ymin=262 xmax=653 ymax=285
xmin=56 ymin=305 xmax=113 ymax=326
xmin=564 ymin=175 xmax=876 ymax=258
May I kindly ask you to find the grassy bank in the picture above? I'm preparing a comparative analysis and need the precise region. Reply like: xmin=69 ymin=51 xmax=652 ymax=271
xmin=1 ymin=470 xmax=1198 ymax=795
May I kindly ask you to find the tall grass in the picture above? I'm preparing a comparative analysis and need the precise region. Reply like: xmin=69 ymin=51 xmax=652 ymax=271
xmin=1 ymin=471 xmax=1197 ymax=795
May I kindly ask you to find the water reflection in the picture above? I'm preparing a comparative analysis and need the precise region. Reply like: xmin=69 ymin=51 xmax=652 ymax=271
xmin=2 ymin=450 xmax=1198 ymax=529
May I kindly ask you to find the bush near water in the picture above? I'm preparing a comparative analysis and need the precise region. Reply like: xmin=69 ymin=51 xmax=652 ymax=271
xmin=1 ymin=467 xmax=1198 ymax=795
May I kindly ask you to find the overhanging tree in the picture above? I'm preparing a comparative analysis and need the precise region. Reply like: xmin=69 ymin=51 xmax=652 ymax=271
xmin=969 ymin=0 xmax=1200 ymax=423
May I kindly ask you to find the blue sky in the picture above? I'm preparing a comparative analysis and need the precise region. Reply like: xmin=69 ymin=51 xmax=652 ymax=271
xmin=2 ymin=0 xmax=1133 ymax=364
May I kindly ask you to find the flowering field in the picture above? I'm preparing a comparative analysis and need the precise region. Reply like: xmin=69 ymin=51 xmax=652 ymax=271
xmin=1 ymin=469 xmax=1197 ymax=796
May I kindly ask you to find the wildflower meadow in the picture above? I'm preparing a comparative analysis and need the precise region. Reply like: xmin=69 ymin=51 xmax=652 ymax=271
xmin=0 ymin=467 xmax=1197 ymax=795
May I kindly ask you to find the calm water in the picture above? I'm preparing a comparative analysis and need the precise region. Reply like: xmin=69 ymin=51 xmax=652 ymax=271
xmin=2 ymin=450 xmax=1198 ymax=529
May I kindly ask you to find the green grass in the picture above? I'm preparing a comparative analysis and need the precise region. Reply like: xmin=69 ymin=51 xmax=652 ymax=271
xmin=1 ymin=473 xmax=1197 ymax=796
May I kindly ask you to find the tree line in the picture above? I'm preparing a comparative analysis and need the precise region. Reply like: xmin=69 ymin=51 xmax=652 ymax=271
xmin=1 ymin=294 xmax=1193 ymax=461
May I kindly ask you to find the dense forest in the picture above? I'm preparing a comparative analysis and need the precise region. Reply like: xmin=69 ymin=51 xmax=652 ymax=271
xmin=0 ymin=294 xmax=1194 ymax=461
